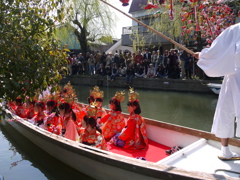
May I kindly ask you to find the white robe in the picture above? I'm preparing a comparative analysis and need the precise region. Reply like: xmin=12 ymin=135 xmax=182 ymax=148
xmin=197 ymin=23 xmax=240 ymax=138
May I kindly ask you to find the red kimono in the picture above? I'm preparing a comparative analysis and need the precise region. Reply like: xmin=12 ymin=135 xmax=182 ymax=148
xmin=96 ymin=107 xmax=107 ymax=119
xmin=61 ymin=114 xmax=79 ymax=141
xmin=15 ymin=105 xmax=27 ymax=118
xmin=79 ymin=128 xmax=107 ymax=150
xmin=118 ymin=113 xmax=148 ymax=150
xmin=31 ymin=111 xmax=47 ymax=127
xmin=45 ymin=112 xmax=61 ymax=134
xmin=26 ymin=107 xmax=36 ymax=119
xmin=101 ymin=111 xmax=125 ymax=140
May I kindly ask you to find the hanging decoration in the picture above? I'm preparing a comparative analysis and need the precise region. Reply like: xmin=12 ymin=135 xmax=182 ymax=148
xmin=169 ymin=0 xmax=174 ymax=20
xmin=144 ymin=0 xmax=236 ymax=45
xmin=144 ymin=1 xmax=158 ymax=9
xmin=119 ymin=0 xmax=129 ymax=6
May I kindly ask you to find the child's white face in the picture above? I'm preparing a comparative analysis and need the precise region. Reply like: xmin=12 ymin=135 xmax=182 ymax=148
xmin=127 ymin=105 xmax=136 ymax=113
xmin=97 ymin=102 xmax=102 ymax=108
xmin=46 ymin=106 xmax=52 ymax=112
xmin=34 ymin=106 xmax=42 ymax=113
xmin=59 ymin=109 xmax=65 ymax=116
xmin=109 ymin=103 xmax=115 ymax=110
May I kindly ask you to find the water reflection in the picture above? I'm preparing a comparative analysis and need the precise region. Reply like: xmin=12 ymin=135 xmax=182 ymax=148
xmin=0 ymin=123 xmax=94 ymax=180
xmin=74 ymin=85 xmax=217 ymax=132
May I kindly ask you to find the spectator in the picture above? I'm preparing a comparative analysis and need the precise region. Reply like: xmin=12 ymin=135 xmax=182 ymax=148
xmin=168 ymin=49 xmax=179 ymax=75
xmin=151 ymin=51 xmax=158 ymax=74
xmin=146 ymin=63 xmax=155 ymax=78
xmin=105 ymin=52 xmax=113 ymax=67
xmin=156 ymin=64 xmax=166 ymax=78
xmin=168 ymin=64 xmax=181 ymax=79
xmin=163 ymin=50 xmax=169 ymax=71
xmin=134 ymin=51 xmax=143 ymax=66
xmin=113 ymin=53 xmax=120 ymax=67
xmin=135 ymin=63 xmax=145 ymax=78
xmin=157 ymin=50 xmax=163 ymax=66
xmin=125 ymin=63 xmax=135 ymax=85
xmin=185 ymin=53 xmax=193 ymax=79
xmin=143 ymin=49 xmax=151 ymax=74
xmin=88 ymin=54 xmax=95 ymax=75
xmin=94 ymin=51 xmax=101 ymax=71
xmin=119 ymin=54 xmax=125 ymax=66
xmin=125 ymin=52 xmax=132 ymax=67
xmin=100 ymin=52 xmax=107 ymax=67
xmin=77 ymin=53 xmax=84 ymax=74
xmin=119 ymin=64 xmax=127 ymax=77
xmin=96 ymin=63 xmax=106 ymax=76
xmin=109 ymin=63 xmax=119 ymax=82
xmin=180 ymin=50 xmax=187 ymax=79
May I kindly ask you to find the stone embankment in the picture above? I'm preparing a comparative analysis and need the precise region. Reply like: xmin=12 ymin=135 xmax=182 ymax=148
xmin=61 ymin=75 xmax=222 ymax=94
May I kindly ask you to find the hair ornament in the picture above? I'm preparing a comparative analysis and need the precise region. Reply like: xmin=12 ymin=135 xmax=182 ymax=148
xmin=87 ymin=101 xmax=98 ymax=117
xmin=128 ymin=87 xmax=139 ymax=102
xmin=113 ymin=91 xmax=125 ymax=102
xmin=90 ymin=86 xmax=104 ymax=99
xmin=62 ymin=82 xmax=78 ymax=105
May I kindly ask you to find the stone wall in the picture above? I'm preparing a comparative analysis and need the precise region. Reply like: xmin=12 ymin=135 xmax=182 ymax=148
xmin=61 ymin=75 xmax=222 ymax=94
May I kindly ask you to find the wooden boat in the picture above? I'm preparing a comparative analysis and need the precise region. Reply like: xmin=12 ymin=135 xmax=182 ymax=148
xmin=1 ymin=104 xmax=240 ymax=180
xmin=207 ymin=83 xmax=222 ymax=95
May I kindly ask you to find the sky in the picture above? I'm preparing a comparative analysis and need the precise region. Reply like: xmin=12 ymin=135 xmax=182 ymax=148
xmin=109 ymin=1 xmax=132 ymax=39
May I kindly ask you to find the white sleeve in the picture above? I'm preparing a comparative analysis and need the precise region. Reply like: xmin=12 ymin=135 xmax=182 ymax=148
xmin=197 ymin=26 xmax=237 ymax=77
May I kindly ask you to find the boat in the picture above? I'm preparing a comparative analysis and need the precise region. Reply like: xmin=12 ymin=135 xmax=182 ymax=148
xmin=1 ymin=104 xmax=240 ymax=180
xmin=207 ymin=83 xmax=222 ymax=95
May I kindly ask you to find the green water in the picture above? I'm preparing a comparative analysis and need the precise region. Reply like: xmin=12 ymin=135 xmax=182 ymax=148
xmin=75 ymin=85 xmax=217 ymax=132
xmin=0 ymin=86 xmax=218 ymax=179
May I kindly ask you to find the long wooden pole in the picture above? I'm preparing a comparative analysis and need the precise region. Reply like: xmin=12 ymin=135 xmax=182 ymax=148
xmin=99 ymin=0 xmax=195 ymax=55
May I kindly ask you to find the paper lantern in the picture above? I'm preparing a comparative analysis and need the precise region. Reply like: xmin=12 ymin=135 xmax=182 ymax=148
xmin=144 ymin=2 xmax=158 ymax=9
xmin=120 ymin=0 xmax=129 ymax=6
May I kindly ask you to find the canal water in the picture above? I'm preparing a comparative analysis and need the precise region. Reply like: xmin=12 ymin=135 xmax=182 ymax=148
xmin=0 ymin=86 xmax=218 ymax=180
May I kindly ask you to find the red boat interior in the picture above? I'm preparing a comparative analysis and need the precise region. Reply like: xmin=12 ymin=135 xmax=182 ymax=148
xmin=108 ymin=139 xmax=170 ymax=163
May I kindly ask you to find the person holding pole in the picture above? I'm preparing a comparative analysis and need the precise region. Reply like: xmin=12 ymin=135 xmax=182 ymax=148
xmin=194 ymin=23 xmax=240 ymax=160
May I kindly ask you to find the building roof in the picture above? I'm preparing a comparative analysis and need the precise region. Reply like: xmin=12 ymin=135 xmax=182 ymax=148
xmin=129 ymin=0 xmax=148 ymax=13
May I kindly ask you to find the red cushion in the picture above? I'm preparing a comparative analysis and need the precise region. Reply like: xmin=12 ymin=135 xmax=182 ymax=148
xmin=108 ymin=139 xmax=170 ymax=162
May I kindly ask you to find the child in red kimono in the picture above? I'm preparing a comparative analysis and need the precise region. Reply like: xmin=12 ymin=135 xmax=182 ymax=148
xmin=25 ymin=100 xmax=36 ymax=119
xmin=30 ymin=102 xmax=47 ymax=128
xmin=14 ymin=98 xmax=27 ymax=118
xmin=59 ymin=102 xmax=79 ymax=141
xmin=79 ymin=102 xmax=107 ymax=150
xmin=79 ymin=115 xmax=107 ymax=150
xmin=45 ymin=100 xmax=61 ymax=134
xmin=100 ymin=92 xmax=126 ymax=141
xmin=89 ymin=86 xmax=107 ymax=122
xmin=111 ymin=88 xmax=148 ymax=150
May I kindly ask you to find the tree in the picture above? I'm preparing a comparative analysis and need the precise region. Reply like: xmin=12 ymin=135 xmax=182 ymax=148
xmin=0 ymin=0 xmax=69 ymax=101
xmin=70 ymin=0 xmax=115 ymax=57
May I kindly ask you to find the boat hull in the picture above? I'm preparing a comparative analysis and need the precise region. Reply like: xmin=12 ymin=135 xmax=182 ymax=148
xmin=207 ymin=83 xmax=221 ymax=95
xmin=1 ymin=107 xmax=239 ymax=180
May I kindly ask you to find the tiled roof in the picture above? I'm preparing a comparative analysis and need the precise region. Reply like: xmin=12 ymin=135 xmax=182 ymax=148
xmin=129 ymin=0 xmax=148 ymax=13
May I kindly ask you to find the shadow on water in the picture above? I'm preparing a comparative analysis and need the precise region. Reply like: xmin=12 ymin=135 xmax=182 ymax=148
xmin=0 ymin=123 xmax=95 ymax=180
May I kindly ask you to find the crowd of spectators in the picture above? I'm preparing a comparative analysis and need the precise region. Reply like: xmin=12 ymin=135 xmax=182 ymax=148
xmin=67 ymin=48 xmax=198 ymax=85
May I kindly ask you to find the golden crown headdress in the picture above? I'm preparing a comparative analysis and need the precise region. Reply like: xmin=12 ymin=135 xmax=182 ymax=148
xmin=87 ymin=101 xmax=98 ymax=117
xmin=90 ymin=86 xmax=104 ymax=99
xmin=113 ymin=91 xmax=125 ymax=102
xmin=62 ymin=82 xmax=78 ymax=104
xmin=128 ymin=87 xmax=139 ymax=102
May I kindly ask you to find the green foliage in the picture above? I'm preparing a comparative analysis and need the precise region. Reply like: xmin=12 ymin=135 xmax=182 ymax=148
xmin=55 ymin=24 xmax=80 ymax=49
xmin=68 ymin=0 xmax=115 ymax=56
xmin=0 ymin=0 xmax=69 ymax=101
